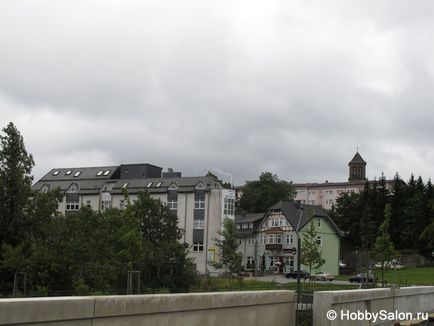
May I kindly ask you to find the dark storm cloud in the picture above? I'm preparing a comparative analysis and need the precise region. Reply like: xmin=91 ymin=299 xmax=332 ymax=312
xmin=1 ymin=0 xmax=434 ymax=185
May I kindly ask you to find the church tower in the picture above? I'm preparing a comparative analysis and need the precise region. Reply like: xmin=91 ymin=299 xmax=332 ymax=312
xmin=348 ymin=151 xmax=367 ymax=181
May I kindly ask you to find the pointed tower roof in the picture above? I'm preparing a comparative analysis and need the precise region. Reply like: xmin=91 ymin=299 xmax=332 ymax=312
xmin=348 ymin=151 xmax=366 ymax=165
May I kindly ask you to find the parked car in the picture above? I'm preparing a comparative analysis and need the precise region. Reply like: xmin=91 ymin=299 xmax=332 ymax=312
xmin=314 ymin=271 xmax=334 ymax=281
xmin=374 ymin=260 xmax=405 ymax=269
xmin=348 ymin=273 xmax=375 ymax=284
xmin=285 ymin=270 xmax=310 ymax=279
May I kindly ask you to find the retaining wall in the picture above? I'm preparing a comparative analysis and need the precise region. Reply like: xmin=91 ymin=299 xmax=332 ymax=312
xmin=0 ymin=290 xmax=296 ymax=326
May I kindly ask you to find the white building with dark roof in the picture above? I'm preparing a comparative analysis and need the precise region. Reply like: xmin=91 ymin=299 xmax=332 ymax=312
xmin=33 ymin=163 xmax=236 ymax=273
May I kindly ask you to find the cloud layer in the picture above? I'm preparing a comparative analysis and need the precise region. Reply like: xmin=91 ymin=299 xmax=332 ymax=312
xmin=1 ymin=0 xmax=434 ymax=184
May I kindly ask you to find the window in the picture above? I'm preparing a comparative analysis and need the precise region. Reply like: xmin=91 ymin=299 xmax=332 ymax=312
xmin=247 ymin=256 xmax=254 ymax=264
xmin=97 ymin=170 xmax=103 ymax=176
xmin=317 ymin=219 xmax=321 ymax=227
xmin=65 ymin=170 xmax=72 ymax=175
xmin=122 ymin=182 xmax=129 ymax=188
xmin=277 ymin=234 xmax=282 ymax=244
xmin=101 ymin=200 xmax=111 ymax=211
xmin=193 ymin=242 xmax=204 ymax=252
xmin=156 ymin=182 xmax=162 ymax=187
xmin=195 ymin=199 xmax=205 ymax=209
xmin=194 ymin=219 xmax=204 ymax=229
xmin=66 ymin=201 xmax=79 ymax=210
xmin=67 ymin=183 xmax=79 ymax=193
xmin=224 ymin=197 xmax=235 ymax=215
xmin=308 ymin=191 xmax=316 ymax=197
xmin=168 ymin=200 xmax=178 ymax=210
xmin=297 ymin=191 xmax=305 ymax=196
xmin=316 ymin=236 xmax=322 ymax=246
xmin=268 ymin=234 xmax=276 ymax=244
xmin=286 ymin=234 xmax=294 ymax=244
xmin=236 ymin=224 xmax=241 ymax=229
xmin=325 ymin=190 xmax=333 ymax=197
xmin=74 ymin=171 xmax=81 ymax=177
xmin=52 ymin=170 xmax=60 ymax=176
xmin=249 ymin=223 xmax=253 ymax=228
xmin=146 ymin=182 xmax=153 ymax=188
xmin=41 ymin=184 xmax=50 ymax=193
xmin=259 ymin=235 xmax=266 ymax=245
xmin=248 ymin=237 xmax=254 ymax=245
xmin=103 ymin=170 xmax=110 ymax=176
xmin=242 ymin=223 xmax=248 ymax=229
xmin=86 ymin=200 xmax=91 ymax=208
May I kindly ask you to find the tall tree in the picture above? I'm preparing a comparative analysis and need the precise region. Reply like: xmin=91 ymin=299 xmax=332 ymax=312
xmin=300 ymin=210 xmax=325 ymax=276
xmin=0 ymin=122 xmax=34 ymax=247
xmin=373 ymin=204 xmax=398 ymax=285
xmin=212 ymin=217 xmax=242 ymax=276
xmin=238 ymin=172 xmax=296 ymax=213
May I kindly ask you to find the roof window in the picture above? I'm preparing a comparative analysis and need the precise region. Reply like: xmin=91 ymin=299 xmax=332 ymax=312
xmin=65 ymin=170 xmax=72 ymax=175
xmin=52 ymin=170 xmax=60 ymax=176
xmin=146 ymin=182 xmax=153 ymax=188
xmin=74 ymin=171 xmax=81 ymax=177
xmin=97 ymin=170 xmax=103 ymax=176
xmin=156 ymin=182 xmax=162 ymax=187
xmin=104 ymin=170 xmax=111 ymax=176
xmin=122 ymin=182 xmax=129 ymax=188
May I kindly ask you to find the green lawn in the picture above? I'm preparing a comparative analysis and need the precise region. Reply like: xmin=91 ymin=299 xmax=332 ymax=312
xmin=192 ymin=277 xmax=358 ymax=293
xmin=336 ymin=267 xmax=434 ymax=286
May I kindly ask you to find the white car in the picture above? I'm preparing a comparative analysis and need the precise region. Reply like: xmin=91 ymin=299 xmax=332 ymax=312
xmin=314 ymin=271 xmax=335 ymax=281
xmin=374 ymin=261 xmax=405 ymax=269
xmin=339 ymin=260 xmax=347 ymax=268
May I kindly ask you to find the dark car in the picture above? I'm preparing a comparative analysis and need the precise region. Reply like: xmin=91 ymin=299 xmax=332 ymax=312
xmin=285 ymin=270 xmax=310 ymax=279
xmin=348 ymin=273 xmax=375 ymax=283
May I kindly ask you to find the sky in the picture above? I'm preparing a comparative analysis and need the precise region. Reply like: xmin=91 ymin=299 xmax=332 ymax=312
xmin=1 ymin=0 xmax=434 ymax=185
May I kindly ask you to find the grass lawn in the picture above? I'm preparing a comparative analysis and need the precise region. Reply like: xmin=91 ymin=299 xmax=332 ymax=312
xmin=192 ymin=277 xmax=358 ymax=293
xmin=336 ymin=267 xmax=434 ymax=286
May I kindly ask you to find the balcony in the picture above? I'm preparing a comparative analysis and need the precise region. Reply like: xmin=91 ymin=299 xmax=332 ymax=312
xmin=265 ymin=244 xmax=282 ymax=251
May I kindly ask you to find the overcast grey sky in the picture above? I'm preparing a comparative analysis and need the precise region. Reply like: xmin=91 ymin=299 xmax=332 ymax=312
xmin=1 ymin=0 xmax=434 ymax=185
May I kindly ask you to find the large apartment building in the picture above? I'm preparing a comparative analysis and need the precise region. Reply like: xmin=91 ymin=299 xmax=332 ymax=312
xmin=32 ymin=163 xmax=236 ymax=273
xmin=293 ymin=151 xmax=392 ymax=209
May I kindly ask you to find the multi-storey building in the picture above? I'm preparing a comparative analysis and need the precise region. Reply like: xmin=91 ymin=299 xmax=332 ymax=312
xmin=293 ymin=151 xmax=392 ymax=209
xmin=236 ymin=201 xmax=342 ymax=275
xmin=32 ymin=163 xmax=236 ymax=273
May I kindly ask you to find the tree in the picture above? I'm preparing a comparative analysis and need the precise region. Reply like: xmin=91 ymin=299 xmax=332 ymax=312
xmin=373 ymin=204 xmax=398 ymax=286
xmin=0 ymin=122 xmax=34 ymax=247
xmin=206 ymin=171 xmax=232 ymax=189
xmin=300 ymin=210 xmax=325 ymax=276
xmin=212 ymin=217 xmax=242 ymax=276
xmin=0 ymin=122 xmax=34 ymax=292
xmin=238 ymin=172 xmax=296 ymax=213
xmin=129 ymin=191 xmax=196 ymax=291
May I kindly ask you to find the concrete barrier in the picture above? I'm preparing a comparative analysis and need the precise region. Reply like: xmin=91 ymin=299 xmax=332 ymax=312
xmin=0 ymin=290 xmax=296 ymax=326
xmin=313 ymin=286 xmax=434 ymax=326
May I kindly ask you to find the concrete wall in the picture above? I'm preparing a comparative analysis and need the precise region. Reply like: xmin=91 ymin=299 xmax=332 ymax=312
xmin=313 ymin=286 xmax=434 ymax=326
xmin=0 ymin=290 xmax=296 ymax=326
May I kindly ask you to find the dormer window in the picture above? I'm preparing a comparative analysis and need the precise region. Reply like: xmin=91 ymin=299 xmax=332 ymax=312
xmin=168 ymin=183 xmax=178 ymax=191
xmin=67 ymin=183 xmax=79 ymax=193
xmin=74 ymin=171 xmax=81 ymax=177
xmin=104 ymin=170 xmax=110 ymax=176
xmin=65 ymin=170 xmax=72 ymax=175
xmin=195 ymin=182 xmax=206 ymax=190
xmin=97 ymin=170 xmax=103 ymax=176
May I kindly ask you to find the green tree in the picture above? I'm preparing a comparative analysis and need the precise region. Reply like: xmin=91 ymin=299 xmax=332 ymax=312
xmin=300 ymin=210 xmax=325 ymax=276
xmin=129 ymin=191 xmax=196 ymax=291
xmin=212 ymin=217 xmax=242 ymax=276
xmin=206 ymin=171 xmax=231 ymax=189
xmin=373 ymin=204 xmax=398 ymax=285
xmin=238 ymin=172 xmax=296 ymax=213
xmin=0 ymin=122 xmax=34 ymax=246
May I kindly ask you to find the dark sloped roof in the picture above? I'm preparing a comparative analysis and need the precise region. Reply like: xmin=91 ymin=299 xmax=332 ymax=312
xmin=235 ymin=213 xmax=264 ymax=223
xmin=39 ymin=166 xmax=119 ymax=181
xmin=267 ymin=201 xmax=343 ymax=236
xmin=348 ymin=152 xmax=366 ymax=165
